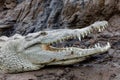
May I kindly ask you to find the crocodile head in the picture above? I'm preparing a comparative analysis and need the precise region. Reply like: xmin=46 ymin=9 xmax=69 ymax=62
xmin=0 ymin=21 xmax=111 ymax=73
xmin=20 ymin=21 xmax=110 ymax=65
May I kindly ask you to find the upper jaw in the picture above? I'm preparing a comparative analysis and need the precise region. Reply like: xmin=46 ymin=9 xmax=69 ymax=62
xmin=40 ymin=21 xmax=110 ymax=54
xmin=41 ymin=21 xmax=108 ymax=44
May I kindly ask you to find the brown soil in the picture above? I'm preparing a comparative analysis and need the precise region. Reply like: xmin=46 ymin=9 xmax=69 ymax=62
xmin=0 ymin=14 xmax=119 ymax=80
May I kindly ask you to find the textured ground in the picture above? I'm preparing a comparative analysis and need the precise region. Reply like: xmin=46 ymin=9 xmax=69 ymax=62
xmin=0 ymin=0 xmax=119 ymax=80
xmin=0 ymin=15 xmax=119 ymax=80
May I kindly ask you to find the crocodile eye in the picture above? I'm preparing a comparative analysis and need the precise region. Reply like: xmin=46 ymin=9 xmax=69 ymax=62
xmin=40 ymin=32 xmax=47 ymax=35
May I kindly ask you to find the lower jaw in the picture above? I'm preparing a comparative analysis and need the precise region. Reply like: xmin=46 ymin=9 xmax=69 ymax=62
xmin=41 ymin=42 xmax=110 ymax=54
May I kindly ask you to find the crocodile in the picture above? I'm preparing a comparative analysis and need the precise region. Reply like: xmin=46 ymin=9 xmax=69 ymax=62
xmin=0 ymin=21 xmax=110 ymax=73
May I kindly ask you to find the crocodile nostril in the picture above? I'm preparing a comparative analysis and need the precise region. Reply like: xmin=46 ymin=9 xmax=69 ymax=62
xmin=40 ymin=32 xmax=47 ymax=35
xmin=71 ymin=51 xmax=74 ymax=55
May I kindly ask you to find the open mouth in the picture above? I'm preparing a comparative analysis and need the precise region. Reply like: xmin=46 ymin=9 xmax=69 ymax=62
xmin=41 ymin=21 xmax=110 ymax=53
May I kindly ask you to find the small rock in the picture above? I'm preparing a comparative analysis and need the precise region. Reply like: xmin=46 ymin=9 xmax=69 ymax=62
xmin=108 ymin=49 xmax=115 ymax=55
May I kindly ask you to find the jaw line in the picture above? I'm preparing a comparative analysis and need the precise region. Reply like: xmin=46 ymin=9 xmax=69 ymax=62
xmin=42 ymin=42 xmax=111 ymax=55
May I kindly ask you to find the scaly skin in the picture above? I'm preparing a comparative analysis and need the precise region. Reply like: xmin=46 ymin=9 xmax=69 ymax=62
xmin=0 ymin=21 xmax=110 ymax=73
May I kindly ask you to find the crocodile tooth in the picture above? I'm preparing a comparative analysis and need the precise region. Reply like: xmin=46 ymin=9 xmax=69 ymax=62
xmin=85 ymin=32 xmax=87 ymax=36
xmin=102 ymin=26 xmax=105 ymax=30
xmin=70 ymin=48 xmax=73 ymax=51
xmin=87 ymin=30 xmax=90 ymax=34
xmin=77 ymin=33 xmax=81 ymax=41
xmin=95 ymin=44 xmax=97 ymax=48
xmin=101 ymin=27 xmax=104 ymax=31
xmin=97 ymin=43 xmax=100 ymax=47
xmin=107 ymin=42 xmax=110 ymax=46
xmin=78 ymin=36 xmax=81 ymax=41
xmin=82 ymin=33 xmax=84 ymax=38
xmin=88 ymin=47 xmax=91 ymax=49
xmin=66 ymin=48 xmax=69 ymax=51
xmin=99 ymin=28 xmax=101 ymax=32
xmin=104 ymin=25 xmax=107 ymax=28
xmin=98 ymin=43 xmax=100 ymax=46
